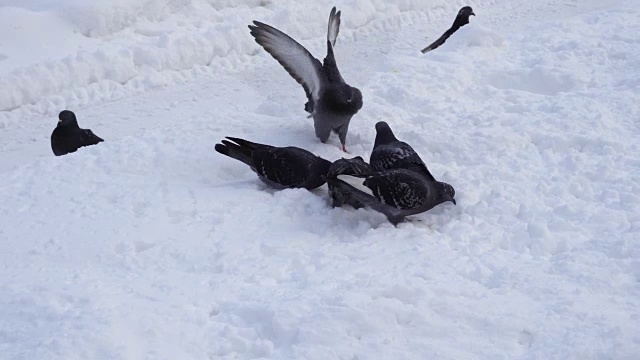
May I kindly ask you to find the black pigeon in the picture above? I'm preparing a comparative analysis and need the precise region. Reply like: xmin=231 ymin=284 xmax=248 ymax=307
xmin=215 ymin=137 xmax=332 ymax=190
xmin=249 ymin=6 xmax=363 ymax=152
xmin=50 ymin=110 xmax=104 ymax=156
xmin=326 ymin=156 xmax=372 ymax=209
xmin=421 ymin=6 xmax=475 ymax=54
xmin=326 ymin=169 xmax=456 ymax=225
xmin=370 ymin=121 xmax=436 ymax=181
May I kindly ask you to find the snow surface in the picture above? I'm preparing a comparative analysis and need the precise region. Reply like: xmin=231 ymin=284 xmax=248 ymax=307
xmin=1 ymin=0 xmax=639 ymax=358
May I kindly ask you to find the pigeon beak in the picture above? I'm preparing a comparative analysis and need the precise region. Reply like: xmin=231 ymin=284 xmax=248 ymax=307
xmin=451 ymin=198 xmax=457 ymax=205
xmin=471 ymin=12 xmax=475 ymax=16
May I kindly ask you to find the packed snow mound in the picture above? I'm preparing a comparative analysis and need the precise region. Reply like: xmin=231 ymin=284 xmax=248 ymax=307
xmin=0 ymin=0 xmax=495 ymax=114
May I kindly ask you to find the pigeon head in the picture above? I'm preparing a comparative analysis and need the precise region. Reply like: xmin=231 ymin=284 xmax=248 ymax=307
xmin=374 ymin=121 xmax=398 ymax=147
xmin=436 ymin=181 xmax=457 ymax=205
xmin=346 ymin=86 xmax=363 ymax=111
xmin=327 ymin=84 xmax=363 ymax=115
xmin=58 ymin=110 xmax=79 ymax=128
xmin=455 ymin=6 xmax=475 ymax=27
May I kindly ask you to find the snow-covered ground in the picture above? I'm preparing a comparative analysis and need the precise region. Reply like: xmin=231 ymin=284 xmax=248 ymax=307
xmin=1 ymin=0 xmax=639 ymax=358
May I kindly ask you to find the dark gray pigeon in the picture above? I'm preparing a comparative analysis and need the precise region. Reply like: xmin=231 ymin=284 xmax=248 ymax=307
xmin=215 ymin=136 xmax=332 ymax=190
xmin=326 ymin=168 xmax=456 ymax=225
xmin=421 ymin=6 xmax=475 ymax=54
xmin=248 ymin=6 xmax=363 ymax=152
xmin=326 ymin=156 xmax=372 ymax=209
xmin=370 ymin=121 xmax=436 ymax=181
xmin=51 ymin=110 xmax=104 ymax=156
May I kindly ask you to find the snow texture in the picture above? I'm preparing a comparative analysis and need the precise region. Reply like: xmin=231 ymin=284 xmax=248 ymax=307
xmin=1 ymin=0 xmax=639 ymax=359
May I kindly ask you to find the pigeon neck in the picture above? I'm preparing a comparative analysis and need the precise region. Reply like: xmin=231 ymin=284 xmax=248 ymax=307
xmin=58 ymin=120 xmax=78 ymax=128
xmin=452 ymin=16 xmax=469 ymax=29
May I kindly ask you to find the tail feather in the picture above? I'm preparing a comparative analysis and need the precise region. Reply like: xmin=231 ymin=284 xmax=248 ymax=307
xmin=81 ymin=129 xmax=104 ymax=146
xmin=326 ymin=177 xmax=405 ymax=225
xmin=327 ymin=6 xmax=341 ymax=47
xmin=224 ymin=136 xmax=274 ymax=152
xmin=215 ymin=140 xmax=254 ymax=167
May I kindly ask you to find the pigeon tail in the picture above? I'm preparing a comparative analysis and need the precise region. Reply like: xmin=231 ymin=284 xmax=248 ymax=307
xmin=81 ymin=130 xmax=104 ymax=146
xmin=214 ymin=141 xmax=254 ymax=168
xmin=224 ymin=136 xmax=274 ymax=152
xmin=214 ymin=136 xmax=276 ymax=168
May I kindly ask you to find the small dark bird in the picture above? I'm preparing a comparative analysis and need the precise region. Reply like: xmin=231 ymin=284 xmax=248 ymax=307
xmin=421 ymin=6 xmax=475 ymax=54
xmin=215 ymin=137 xmax=332 ymax=190
xmin=249 ymin=6 xmax=363 ymax=152
xmin=370 ymin=121 xmax=436 ymax=181
xmin=326 ymin=156 xmax=372 ymax=209
xmin=326 ymin=168 xmax=456 ymax=225
xmin=50 ymin=110 xmax=104 ymax=156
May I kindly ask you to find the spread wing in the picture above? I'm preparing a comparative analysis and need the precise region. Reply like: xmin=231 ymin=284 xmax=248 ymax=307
xmin=323 ymin=41 xmax=345 ymax=84
xmin=323 ymin=7 xmax=346 ymax=84
xmin=327 ymin=6 xmax=341 ymax=47
xmin=249 ymin=21 xmax=326 ymax=107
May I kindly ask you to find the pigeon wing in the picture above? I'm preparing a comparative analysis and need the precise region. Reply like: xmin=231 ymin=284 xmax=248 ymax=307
xmin=253 ymin=148 xmax=312 ymax=188
xmin=323 ymin=41 xmax=346 ymax=84
xmin=249 ymin=21 xmax=326 ymax=108
xmin=370 ymin=142 xmax=436 ymax=181
xmin=363 ymin=171 xmax=428 ymax=210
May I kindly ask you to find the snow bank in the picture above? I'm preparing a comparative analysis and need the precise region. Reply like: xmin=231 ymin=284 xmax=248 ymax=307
xmin=0 ymin=0 xmax=493 ymax=114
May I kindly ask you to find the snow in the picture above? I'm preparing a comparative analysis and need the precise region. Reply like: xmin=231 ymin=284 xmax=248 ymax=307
xmin=1 ymin=0 xmax=639 ymax=358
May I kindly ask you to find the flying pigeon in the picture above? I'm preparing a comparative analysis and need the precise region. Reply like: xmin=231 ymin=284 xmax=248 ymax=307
xmin=326 ymin=168 xmax=456 ymax=225
xmin=249 ymin=6 xmax=363 ymax=152
xmin=51 ymin=110 xmax=104 ymax=156
xmin=421 ymin=6 xmax=475 ymax=54
xmin=370 ymin=121 xmax=436 ymax=181
xmin=215 ymin=136 xmax=332 ymax=190
xmin=326 ymin=156 xmax=372 ymax=208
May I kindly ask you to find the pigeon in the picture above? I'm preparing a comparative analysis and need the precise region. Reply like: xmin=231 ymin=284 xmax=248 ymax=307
xmin=326 ymin=168 xmax=456 ymax=225
xmin=370 ymin=121 xmax=436 ymax=181
xmin=215 ymin=136 xmax=332 ymax=190
xmin=249 ymin=6 xmax=363 ymax=152
xmin=326 ymin=156 xmax=372 ymax=208
xmin=421 ymin=6 xmax=475 ymax=54
xmin=51 ymin=110 xmax=104 ymax=156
